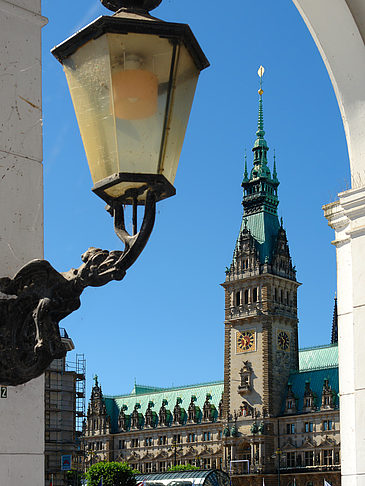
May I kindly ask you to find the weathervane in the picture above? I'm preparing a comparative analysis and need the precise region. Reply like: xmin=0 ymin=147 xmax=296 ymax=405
xmin=258 ymin=65 xmax=265 ymax=96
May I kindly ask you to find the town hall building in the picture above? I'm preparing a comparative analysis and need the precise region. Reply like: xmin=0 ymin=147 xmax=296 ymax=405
xmin=84 ymin=84 xmax=340 ymax=486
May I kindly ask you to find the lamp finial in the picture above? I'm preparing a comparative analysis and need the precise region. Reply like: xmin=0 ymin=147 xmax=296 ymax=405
xmin=101 ymin=0 xmax=162 ymax=12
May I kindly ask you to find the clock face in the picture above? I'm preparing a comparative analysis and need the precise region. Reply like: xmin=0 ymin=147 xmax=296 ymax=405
xmin=236 ymin=330 xmax=256 ymax=353
xmin=277 ymin=330 xmax=290 ymax=351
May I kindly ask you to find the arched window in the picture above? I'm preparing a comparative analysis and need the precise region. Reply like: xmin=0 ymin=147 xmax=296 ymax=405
xmin=236 ymin=291 xmax=241 ymax=306
xmin=253 ymin=288 xmax=258 ymax=303
xmin=244 ymin=289 xmax=249 ymax=304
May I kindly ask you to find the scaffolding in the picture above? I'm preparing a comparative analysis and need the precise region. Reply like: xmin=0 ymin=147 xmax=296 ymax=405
xmin=44 ymin=331 xmax=86 ymax=486
xmin=67 ymin=353 xmax=87 ymax=479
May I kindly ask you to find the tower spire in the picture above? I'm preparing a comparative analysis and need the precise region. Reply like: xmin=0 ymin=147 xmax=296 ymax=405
xmin=273 ymin=149 xmax=278 ymax=181
xmin=257 ymin=66 xmax=265 ymax=138
xmin=250 ymin=66 xmax=270 ymax=179
xmin=243 ymin=150 xmax=249 ymax=182
xmin=237 ymin=66 xmax=282 ymax=264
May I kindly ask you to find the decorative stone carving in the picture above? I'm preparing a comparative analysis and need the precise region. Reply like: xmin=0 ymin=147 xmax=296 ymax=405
xmin=145 ymin=401 xmax=155 ymax=428
xmin=188 ymin=395 xmax=198 ymax=423
xmin=0 ymin=193 xmax=157 ymax=386
xmin=239 ymin=400 xmax=255 ymax=417
xmin=203 ymin=393 xmax=213 ymax=421
xmin=321 ymin=378 xmax=335 ymax=410
xmin=284 ymin=382 xmax=297 ymax=414
xmin=173 ymin=397 xmax=183 ymax=424
xmin=159 ymin=399 xmax=169 ymax=426
xmin=238 ymin=361 xmax=253 ymax=395
xmin=118 ymin=405 xmax=129 ymax=431
xmin=303 ymin=380 xmax=316 ymax=411
xmin=218 ymin=393 xmax=223 ymax=419
xmin=131 ymin=403 xmax=142 ymax=429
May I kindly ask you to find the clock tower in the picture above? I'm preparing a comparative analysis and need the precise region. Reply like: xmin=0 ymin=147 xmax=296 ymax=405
xmin=222 ymin=69 xmax=300 ymax=472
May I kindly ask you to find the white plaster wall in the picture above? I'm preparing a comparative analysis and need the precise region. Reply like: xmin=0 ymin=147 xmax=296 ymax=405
xmin=0 ymin=0 xmax=47 ymax=484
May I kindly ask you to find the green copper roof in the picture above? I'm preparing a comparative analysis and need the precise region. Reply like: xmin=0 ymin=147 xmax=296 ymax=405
xmin=104 ymin=381 xmax=224 ymax=433
xmin=238 ymin=211 xmax=280 ymax=263
xmin=284 ymin=367 xmax=339 ymax=413
xmin=299 ymin=343 xmax=338 ymax=371
xmin=281 ymin=344 xmax=339 ymax=414
xmin=130 ymin=384 xmax=165 ymax=395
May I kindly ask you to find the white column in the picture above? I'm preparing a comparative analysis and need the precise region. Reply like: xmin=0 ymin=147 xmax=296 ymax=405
xmin=324 ymin=189 xmax=365 ymax=486
xmin=291 ymin=1 xmax=365 ymax=485
xmin=0 ymin=1 xmax=47 ymax=485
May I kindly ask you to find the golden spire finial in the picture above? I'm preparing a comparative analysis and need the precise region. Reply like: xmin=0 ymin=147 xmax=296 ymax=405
xmin=257 ymin=65 xmax=265 ymax=95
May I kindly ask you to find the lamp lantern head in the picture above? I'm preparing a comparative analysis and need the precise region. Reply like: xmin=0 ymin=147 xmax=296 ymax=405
xmin=51 ymin=0 xmax=209 ymax=206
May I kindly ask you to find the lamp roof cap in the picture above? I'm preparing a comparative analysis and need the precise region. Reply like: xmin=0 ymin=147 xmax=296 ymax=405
xmin=101 ymin=0 xmax=162 ymax=13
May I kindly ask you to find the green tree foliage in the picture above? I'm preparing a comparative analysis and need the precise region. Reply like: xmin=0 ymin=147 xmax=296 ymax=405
xmin=66 ymin=470 xmax=85 ymax=486
xmin=86 ymin=462 xmax=137 ymax=486
xmin=167 ymin=465 xmax=199 ymax=472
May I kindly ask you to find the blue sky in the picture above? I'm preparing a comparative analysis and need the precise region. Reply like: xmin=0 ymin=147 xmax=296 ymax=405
xmin=42 ymin=0 xmax=350 ymax=399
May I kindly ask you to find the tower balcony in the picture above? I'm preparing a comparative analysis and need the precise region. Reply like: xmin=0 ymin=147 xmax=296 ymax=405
xmin=228 ymin=303 xmax=263 ymax=320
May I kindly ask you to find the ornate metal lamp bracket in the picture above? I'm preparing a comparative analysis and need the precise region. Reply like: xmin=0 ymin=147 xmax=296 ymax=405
xmin=0 ymin=190 xmax=157 ymax=386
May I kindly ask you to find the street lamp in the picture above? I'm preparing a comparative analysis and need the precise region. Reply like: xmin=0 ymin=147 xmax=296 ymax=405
xmin=169 ymin=438 xmax=183 ymax=466
xmin=0 ymin=0 xmax=208 ymax=386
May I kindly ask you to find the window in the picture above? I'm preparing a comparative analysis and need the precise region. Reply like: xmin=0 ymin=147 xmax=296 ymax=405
xmin=323 ymin=420 xmax=333 ymax=431
xmin=304 ymin=451 xmax=314 ymax=466
xmin=287 ymin=452 xmax=296 ymax=468
xmin=188 ymin=433 xmax=195 ymax=443
xmin=146 ymin=463 xmax=152 ymax=473
xmin=131 ymin=438 xmax=139 ymax=448
xmin=323 ymin=450 xmax=333 ymax=465
xmin=159 ymin=462 xmax=166 ymax=472
xmin=218 ymin=430 xmax=223 ymax=440
xmin=253 ymin=288 xmax=258 ymax=302
xmin=158 ymin=436 xmax=167 ymax=445
xmin=173 ymin=434 xmax=181 ymax=444
xmin=118 ymin=439 xmax=125 ymax=449
xmin=244 ymin=289 xmax=249 ymax=304
xmin=286 ymin=423 xmax=295 ymax=434
xmin=274 ymin=288 xmax=278 ymax=302
xmin=202 ymin=458 xmax=211 ymax=469
xmin=280 ymin=289 xmax=284 ymax=303
xmin=236 ymin=291 xmax=241 ymax=306
xmin=203 ymin=431 xmax=211 ymax=441
xmin=287 ymin=400 xmax=293 ymax=410
xmin=144 ymin=437 xmax=153 ymax=447
xmin=304 ymin=398 xmax=312 ymax=408
xmin=304 ymin=422 xmax=313 ymax=433
xmin=286 ymin=291 xmax=289 ymax=305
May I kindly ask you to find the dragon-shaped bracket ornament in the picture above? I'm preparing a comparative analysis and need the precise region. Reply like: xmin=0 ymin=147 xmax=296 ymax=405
xmin=0 ymin=190 xmax=157 ymax=386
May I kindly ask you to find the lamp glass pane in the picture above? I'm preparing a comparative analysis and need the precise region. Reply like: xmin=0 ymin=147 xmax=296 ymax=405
xmin=105 ymin=32 xmax=174 ymax=198
xmin=63 ymin=35 xmax=117 ymax=185
xmin=159 ymin=44 xmax=199 ymax=185
xmin=62 ymin=30 xmax=201 ymax=201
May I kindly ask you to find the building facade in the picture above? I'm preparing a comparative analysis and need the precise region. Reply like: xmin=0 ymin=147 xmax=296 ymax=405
xmin=84 ymin=88 xmax=340 ymax=486
xmin=45 ymin=330 xmax=86 ymax=486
